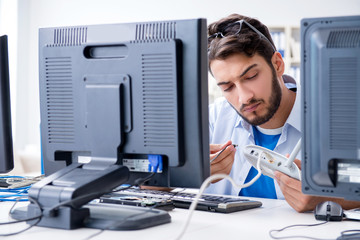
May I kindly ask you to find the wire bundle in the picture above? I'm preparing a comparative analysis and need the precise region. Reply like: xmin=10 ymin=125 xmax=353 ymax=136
xmin=0 ymin=176 xmax=30 ymax=202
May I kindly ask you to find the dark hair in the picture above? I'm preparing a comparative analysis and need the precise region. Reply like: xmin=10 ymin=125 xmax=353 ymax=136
xmin=208 ymin=14 xmax=275 ymax=66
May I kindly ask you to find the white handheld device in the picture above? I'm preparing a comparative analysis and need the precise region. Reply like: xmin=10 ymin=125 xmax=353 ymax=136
xmin=243 ymin=139 xmax=301 ymax=180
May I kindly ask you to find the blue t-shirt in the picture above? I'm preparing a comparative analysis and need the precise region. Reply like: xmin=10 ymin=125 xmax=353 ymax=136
xmin=239 ymin=126 xmax=280 ymax=199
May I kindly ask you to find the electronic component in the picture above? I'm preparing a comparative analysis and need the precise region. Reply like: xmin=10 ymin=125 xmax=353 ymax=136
xmin=100 ymin=193 xmax=175 ymax=211
xmin=0 ymin=176 xmax=44 ymax=189
xmin=103 ymin=188 xmax=262 ymax=213
xmin=243 ymin=140 xmax=301 ymax=180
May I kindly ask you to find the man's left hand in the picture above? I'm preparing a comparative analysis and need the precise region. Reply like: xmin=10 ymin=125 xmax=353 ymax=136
xmin=275 ymin=158 xmax=360 ymax=212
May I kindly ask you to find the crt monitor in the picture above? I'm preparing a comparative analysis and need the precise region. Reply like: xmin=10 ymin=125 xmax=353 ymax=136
xmin=38 ymin=18 xmax=209 ymax=188
xmin=301 ymin=15 xmax=360 ymax=201
xmin=0 ymin=35 xmax=14 ymax=174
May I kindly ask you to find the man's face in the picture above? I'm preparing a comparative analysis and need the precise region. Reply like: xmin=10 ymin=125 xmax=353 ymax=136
xmin=210 ymin=53 xmax=282 ymax=126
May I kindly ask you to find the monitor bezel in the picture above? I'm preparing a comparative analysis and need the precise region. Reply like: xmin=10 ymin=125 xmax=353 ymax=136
xmin=0 ymin=35 xmax=14 ymax=174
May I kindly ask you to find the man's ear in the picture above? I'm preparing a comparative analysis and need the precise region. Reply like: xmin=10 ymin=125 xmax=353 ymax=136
xmin=272 ymin=52 xmax=285 ymax=77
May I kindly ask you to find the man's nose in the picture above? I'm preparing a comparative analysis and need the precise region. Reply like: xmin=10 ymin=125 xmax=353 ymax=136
xmin=236 ymin=84 xmax=254 ymax=105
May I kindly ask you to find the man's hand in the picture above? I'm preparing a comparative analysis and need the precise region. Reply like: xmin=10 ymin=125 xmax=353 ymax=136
xmin=275 ymin=157 xmax=360 ymax=212
xmin=274 ymin=158 xmax=324 ymax=212
xmin=210 ymin=140 xmax=236 ymax=183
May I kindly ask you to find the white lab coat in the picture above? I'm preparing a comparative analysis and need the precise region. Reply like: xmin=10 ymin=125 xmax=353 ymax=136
xmin=205 ymin=75 xmax=301 ymax=199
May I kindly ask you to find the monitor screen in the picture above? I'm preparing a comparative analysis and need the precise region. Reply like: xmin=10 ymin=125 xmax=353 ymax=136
xmin=0 ymin=35 xmax=14 ymax=174
xmin=301 ymin=15 xmax=360 ymax=200
xmin=39 ymin=19 xmax=209 ymax=188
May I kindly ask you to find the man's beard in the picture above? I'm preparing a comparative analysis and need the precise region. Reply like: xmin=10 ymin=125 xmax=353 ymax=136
xmin=232 ymin=67 xmax=282 ymax=126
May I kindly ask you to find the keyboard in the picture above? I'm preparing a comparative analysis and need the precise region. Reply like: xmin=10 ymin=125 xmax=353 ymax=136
xmin=100 ymin=188 xmax=262 ymax=213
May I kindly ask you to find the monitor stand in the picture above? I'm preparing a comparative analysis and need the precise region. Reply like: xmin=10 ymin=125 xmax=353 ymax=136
xmin=10 ymin=162 xmax=170 ymax=230
xmin=11 ymin=203 xmax=171 ymax=230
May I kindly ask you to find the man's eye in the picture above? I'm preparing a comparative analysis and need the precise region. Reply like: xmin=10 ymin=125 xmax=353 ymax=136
xmin=246 ymin=73 xmax=258 ymax=80
xmin=223 ymin=85 xmax=234 ymax=92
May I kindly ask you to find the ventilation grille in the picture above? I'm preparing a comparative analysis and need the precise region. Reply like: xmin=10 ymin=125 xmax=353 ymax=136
xmin=48 ymin=27 xmax=87 ymax=47
xmin=141 ymin=53 xmax=176 ymax=147
xmin=327 ymin=29 xmax=360 ymax=48
xmin=134 ymin=22 xmax=176 ymax=41
xmin=329 ymin=57 xmax=358 ymax=150
xmin=45 ymin=57 xmax=75 ymax=143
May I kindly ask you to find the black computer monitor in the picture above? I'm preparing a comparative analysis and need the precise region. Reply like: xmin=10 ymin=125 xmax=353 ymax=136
xmin=301 ymin=15 xmax=360 ymax=201
xmin=0 ymin=35 xmax=14 ymax=174
xmin=27 ymin=18 xmax=209 ymax=230
xmin=38 ymin=18 xmax=209 ymax=188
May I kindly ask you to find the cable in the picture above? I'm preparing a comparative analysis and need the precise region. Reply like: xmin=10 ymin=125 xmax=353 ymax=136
xmin=0 ymin=175 xmax=43 ymax=202
xmin=0 ymin=186 xmax=126 ymax=236
xmin=45 ymin=172 xmax=159 ymax=229
xmin=268 ymin=221 xmax=333 ymax=240
xmin=1 ymin=197 xmax=43 ymax=225
xmin=175 ymin=150 xmax=265 ymax=240
xmin=0 ymin=196 xmax=42 ymax=236
xmin=0 ymin=187 xmax=137 ymax=237
xmin=83 ymin=175 xmax=166 ymax=240
xmin=133 ymin=172 xmax=156 ymax=186
xmin=83 ymin=228 xmax=105 ymax=240
xmin=111 ymin=172 xmax=157 ymax=193
xmin=0 ymin=169 xmax=159 ymax=237
xmin=0 ymin=187 xmax=30 ymax=202
xmin=0 ymin=175 xmax=25 ymax=180
xmin=337 ymin=230 xmax=360 ymax=240
xmin=83 ymin=202 xmax=161 ymax=240
xmin=48 ymin=171 xmax=158 ymax=214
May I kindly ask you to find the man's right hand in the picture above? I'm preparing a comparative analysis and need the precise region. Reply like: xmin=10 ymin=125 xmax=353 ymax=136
xmin=210 ymin=140 xmax=236 ymax=183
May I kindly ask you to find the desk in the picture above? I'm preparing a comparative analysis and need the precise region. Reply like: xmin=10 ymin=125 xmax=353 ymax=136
xmin=0 ymin=198 xmax=357 ymax=240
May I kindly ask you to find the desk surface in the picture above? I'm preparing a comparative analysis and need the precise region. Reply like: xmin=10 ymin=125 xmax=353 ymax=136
xmin=0 ymin=197 xmax=357 ymax=240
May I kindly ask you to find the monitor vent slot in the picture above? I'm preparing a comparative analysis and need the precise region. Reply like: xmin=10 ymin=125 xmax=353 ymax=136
xmin=329 ymin=57 xmax=358 ymax=150
xmin=134 ymin=22 xmax=176 ymax=41
xmin=45 ymin=57 xmax=75 ymax=144
xmin=141 ymin=53 xmax=176 ymax=148
xmin=327 ymin=29 xmax=360 ymax=48
xmin=49 ymin=27 xmax=87 ymax=47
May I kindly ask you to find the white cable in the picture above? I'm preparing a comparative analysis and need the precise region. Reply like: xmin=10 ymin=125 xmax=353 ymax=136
xmin=174 ymin=151 xmax=264 ymax=240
